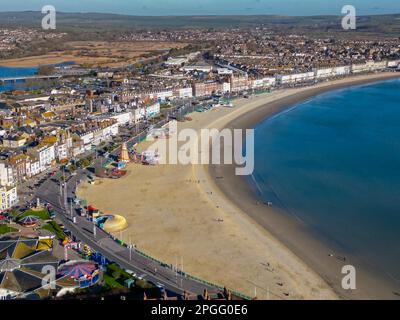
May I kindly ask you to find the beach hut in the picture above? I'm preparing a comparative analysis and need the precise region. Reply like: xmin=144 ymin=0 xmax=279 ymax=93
xmin=87 ymin=205 xmax=100 ymax=218
xmin=119 ymin=142 xmax=130 ymax=163
xmin=19 ymin=215 xmax=39 ymax=227
xmin=87 ymin=205 xmax=97 ymax=213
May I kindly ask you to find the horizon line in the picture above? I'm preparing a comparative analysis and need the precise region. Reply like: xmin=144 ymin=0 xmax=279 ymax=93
xmin=1 ymin=10 xmax=400 ymax=18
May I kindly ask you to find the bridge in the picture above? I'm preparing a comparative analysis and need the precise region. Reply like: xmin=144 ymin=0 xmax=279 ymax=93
xmin=0 ymin=74 xmax=62 ymax=83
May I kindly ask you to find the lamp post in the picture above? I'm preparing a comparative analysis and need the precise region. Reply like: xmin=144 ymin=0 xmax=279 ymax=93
xmin=93 ymin=217 xmax=96 ymax=239
xmin=129 ymin=235 xmax=132 ymax=261
xmin=181 ymin=256 xmax=184 ymax=289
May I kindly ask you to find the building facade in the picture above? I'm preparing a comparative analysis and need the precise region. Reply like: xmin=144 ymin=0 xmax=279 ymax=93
xmin=0 ymin=186 xmax=18 ymax=212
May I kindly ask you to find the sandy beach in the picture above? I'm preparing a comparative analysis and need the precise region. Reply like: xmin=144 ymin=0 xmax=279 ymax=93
xmin=78 ymin=72 xmax=400 ymax=300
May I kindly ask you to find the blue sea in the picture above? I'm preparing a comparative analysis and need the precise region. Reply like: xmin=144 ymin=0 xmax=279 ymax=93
xmin=253 ymin=78 xmax=400 ymax=284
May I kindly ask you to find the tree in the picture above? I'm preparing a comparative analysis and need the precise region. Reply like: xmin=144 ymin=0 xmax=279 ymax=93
xmin=37 ymin=65 xmax=55 ymax=75
xmin=77 ymin=158 xmax=91 ymax=168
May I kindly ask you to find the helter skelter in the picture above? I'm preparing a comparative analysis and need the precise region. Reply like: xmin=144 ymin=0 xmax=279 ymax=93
xmin=119 ymin=142 xmax=130 ymax=163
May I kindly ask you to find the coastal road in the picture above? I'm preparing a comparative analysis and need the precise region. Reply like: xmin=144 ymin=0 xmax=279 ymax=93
xmin=36 ymin=170 xmax=220 ymax=297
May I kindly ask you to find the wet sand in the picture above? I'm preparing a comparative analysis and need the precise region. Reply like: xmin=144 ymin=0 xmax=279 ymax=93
xmin=78 ymin=72 xmax=400 ymax=299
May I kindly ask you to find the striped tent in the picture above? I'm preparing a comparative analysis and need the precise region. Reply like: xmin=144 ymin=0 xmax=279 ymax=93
xmin=19 ymin=216 xmax=39 ymax=227
xmin=58 ymin=262 xmax=97 ymax=279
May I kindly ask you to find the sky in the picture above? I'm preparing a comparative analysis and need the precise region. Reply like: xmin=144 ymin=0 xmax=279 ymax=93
xmin=0 ymin=0 xmax=399 ymax=16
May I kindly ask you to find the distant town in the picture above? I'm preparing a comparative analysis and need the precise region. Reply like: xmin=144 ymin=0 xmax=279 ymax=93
xmin=0 ymin=27 xmax=399 ymax=202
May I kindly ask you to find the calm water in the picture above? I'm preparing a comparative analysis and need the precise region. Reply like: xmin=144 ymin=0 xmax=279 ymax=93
xmin=0 ymin=66 xmax=38 ymax=91
xmin=0 ymin=62 xmax=74 ymax=91
xmin=253 ymin=78 xmax=400 ymax=283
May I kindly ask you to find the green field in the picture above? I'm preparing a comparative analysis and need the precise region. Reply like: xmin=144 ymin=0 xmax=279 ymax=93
xmin=0 ymin=224 xmax=18 ymax=235
xmin=103 ymin=274 xmax=124 ymax=289
xmin=103 ymin=263 xmax=155 ymax=291
xmin=41 ymin=221 xmax=67 ymax=240
xmin=19 ymin=208 xmax=50 ymax=220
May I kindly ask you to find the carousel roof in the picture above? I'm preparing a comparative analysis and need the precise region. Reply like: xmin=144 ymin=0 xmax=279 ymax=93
xmin=0 ymin=237 xmax=74 ymax=297
xmin=58 ymin=261 xmax=97 ymax=279
xmin=19 ymin=216 xmax=39 ymax=225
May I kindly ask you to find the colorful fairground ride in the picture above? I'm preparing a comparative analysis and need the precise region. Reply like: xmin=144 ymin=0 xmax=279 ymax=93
xmin=95 ymin=142 xmax=130 ymax=179
xmin=58 ymin=260 xmax=100 ymax=290
xmin=129 ymin=148 xmax=161 ymax=166
xmin=85 ymin=205 xmax=128 ymax=233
